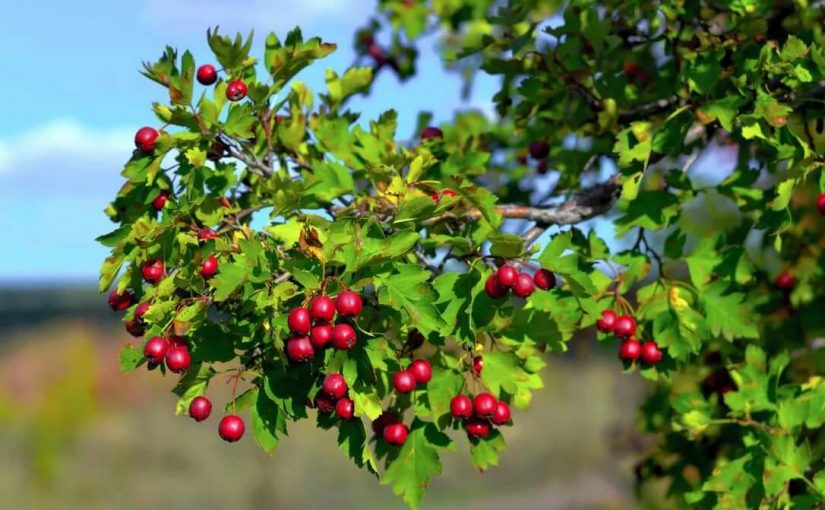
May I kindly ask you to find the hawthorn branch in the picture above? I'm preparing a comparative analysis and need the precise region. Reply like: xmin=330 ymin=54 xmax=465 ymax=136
xmin=227 ymin=145 xmax=274 ymax=178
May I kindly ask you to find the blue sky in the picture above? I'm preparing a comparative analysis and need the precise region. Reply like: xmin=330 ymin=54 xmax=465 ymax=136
xmin=0 ymin=0 xmax=500 ymax=283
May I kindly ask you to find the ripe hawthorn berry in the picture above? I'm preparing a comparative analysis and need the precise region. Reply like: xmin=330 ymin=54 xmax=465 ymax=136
xmin=218 ymin=414 xmax=245 ymax=442
xmin=372 ymin=411 xmax=400 ymax=435
xmin=314 ymin=393 xmax=336 ymax=413
xmin=528 ymin=141 xmax=550 ymax=159
xmin=141 ymin=259 xmax=165 ymax=284
xmin=335 ymin=398 xmax=355 ymax=420
xmin=226 ymin=80 xmax=247 ymax=101
xmin=614 ymin=315 xmax=637 ymax=338
xmin=309 ymin=296 xmax=336 ymax=323
xmin=472 ymin=355 xmax=483 ymax=376
xmin=442 ymin=189 xmax=457 ymax=198
xmin=473 ymin=392 xmax=497 ymax=418
xmin=596 ymin=310 xmax=618 ymax=333
xmin=775 ymin=271 xmax=796 ymax=291
xmin=200 ymin=255 xmax=219 ymax=278
xmin=619 ymin=338 xmax=641 ymax=361
xmin=287 ymin=307 xmax=312 ymax=334
xmin=420 ymin=126 xmax=443 ymax=140
xmin=496 ymin=265 xmax=519 ymax=287
xmin=189 ymin=396 xmax=212 ymax=422
xmin=134 ymin=127 xmax=158 ymax=152
xmin=408 ymin=359 xmax=432 ymax=385
xmin=335 ymin=291 xmax=363 ymax=317
xmin=817 ymin=193 xmax=825 ymax=216
xmin=331 ymin=323 xmax=357 ymax=350
xmin=450 ymin=395 xmax=473 ymax=419
xmin=485 ymin=275 xmax=508 ymax=299
xmin=134 ymin=302 xmax=150 ymax=320
xmin=533 ymin=269 xmax=555 ymax=290
xmin=108 ymin=289 xmax=135 ymax=312
xmin=492 ymin=400 xmax=511 ymax=425
xmin=405 ymin=329 xmax=425 ymax=351
xmin=393 ymin=370 xmax=417 ymax=394
xmin=383 ymin=423 xmax=409 ymax=446
xmin=198 ymin=228 xmax=218 ymax=241
xmin=125 ymin=320 xmax=145 ymax=337
xmin=152 ymin=191 xmax=170 ymax=210
xmin=144 ymin=336 xmax=169 ymax=363
xmin=640 ymin=341 xmax=662 ymax=365
xmin=286 ymin=335 xmax=314 ymax=362
xmin=513 ymin=272 xmax=535 ymax=298
xmin=196 ymin=64 xmax=218 ymax=85
xmin=322 ymin=373 xmax=348 ymax=399
xmin=309 ymin=324 xmax=333 ymax=349
xmin=165 ymin=346 xmax=191 ymax=373
xmin=465 ymin=419 xmax=491 ymax=439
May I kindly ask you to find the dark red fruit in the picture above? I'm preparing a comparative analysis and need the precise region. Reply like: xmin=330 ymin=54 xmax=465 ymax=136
xmin=226 ymin=80 xmax=247 ymax=101
xmin=775 ymin=271 xmax=796 ymax=291
xmin=287 ymin=307 xmax=312 ymax=334
xmin=465 ymin=419 xmax=491 ymax=439
xmin=322 ymin=373 xmax=348 ymax=399
xmin=108 ymin=289 xmax=135 ymax=312
xmin=450 ymin=395 xmax=473 ymax=419
xmin=189 ymin=396 xmax=212 ymax=422
xmin=165 ymin=346 xmax=191 ymax=373
xmin=196 ymin=64 xmax=218 ymax=85
xmin=218 ymin=414 xmax=245 ymax=442
xmin=309 ymin=296 xmax=336 ymax=323
xmin=817 ymin=193 xmax=825 ymax=216
xmin=141 ymin=259 xmax=165 ymax=284
xmin=513 ymin=272 xmax=535 ymax=298
xmin=528 ymin=141 xmax=550 ymax=159
xmin=335 ymin=291 xmax=363 ymax=317
xmin=473 ymin=392 xmax=497 ymax=418
xmin=286 ymin=335 xmax=314 ymax=362
xmin=134 ymin=127 xmax=158 ymax=152
xmin=372 ymin=411 xmax=400 ymax=435
xmin=640 ymin=341 xmax=662 ymax=365
xmin=408 ymin=359 xmax=432 ymax=385
xmin=125 ymin=320 xmax=145 ymax=337
xmin=442 ymin=189 xmax=457 ymax=198
xmin=537 ymin=159 xmax=548 ymax=174
xmin=331 ymin=323 xmax=357 ymax=350
xmin=200 ymin=255 xmax=219 ymax=278
xmin=134 ymin=302 xmax=150 ymax=320
xmin=485 ymin=275 xmax=508 ymax=299
xmin=430 ymin=192 xmax=440 ymax=203
xmin=405 ymin=329 xmax=426 ymax=351
xmin=152 ymin=191 xmax=170 ymax=210
xmin=614 ymin=315 xmax=637 ymax=338
xmin=619 ymin=338 xmax=641 ymax=361
xmin=596 ymin=310 xmax=618 ymax=333
xmin=335 ymin=398 xmax=355 ymax=420
xmin=496 ymin=265 xmax=519 ymax=287
xmin=472 ymin=356 xmax=483 ymax=376
xmin=309 ymin=324 xmax=333 ymax=349
xmin=492 ymin=401 xmax=511 ymax=425
xmin=219 ymin=197 xmax=232 ymax=208
xmin=315 ymin=393 xmax=336 ymax=413
xmin=393 ymin=370 xmax=417 ymax=394
xmin=198 ymin=227 xmax=218 ymax=241
xmin=420 ymin=126 xmax=443 ymax=140
xmin=533 ymin=269 xmax=556 ymax=290
xmin=383 ymin=422 xmax=409 ymax=446
xmin=144 ymin=336 xmax=169 ymax=363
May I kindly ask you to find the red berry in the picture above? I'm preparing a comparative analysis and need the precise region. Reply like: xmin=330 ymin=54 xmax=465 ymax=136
xmin=472 ymin=356 xmax=483 ymax=376
xmin=286 ymin=335 xmax=314 ymax=362
xmin=408 ymin=359 xmax=432 ymax=385
xmin=189 ymin=396 xmax=212 ymax=422
xmin=619 ymin=338 xmax=641 ymax=361
xmin=383 ymin=422 xmax=409 ymax=446
xmin=144 ymin=336 xmax=169 ymax=363
xmin=442 ymin=189 xmax=457 ymax=198
xmin=450 ymin=394 xmax=473 ymax=419
xmin=218 ymin=414 xmax=245 ymax=442
xmin=314 ymin=393 xmax=336 ymax=413
xmin=335 ymin=291 xmax=363 ymax=317
xmin=775 ymin=271 xmax=796 ymax=291
xmin=614 ymin=315 xmax=637 ymax=338
xmin=430 ymin=192 xmax=440 ymax=203
xmin=309 ymin=324 xmax=333 ymax=349
xmin=125 ymin=320 xmax=145 ymax=337
xmin=473 ymin=392 xmax=497 ymax=418
xmin=465 ymin=419 xmax=491 ymax=439
xmin=309 ymin=296 xmax=336 ymax=323
xmin=537 ymin=159 xmax=548 ymax=174
xmin=287 ymin=307 xmax=312 ymax=334
xmin=640 ymin=341 xmax=662 ymax=365
xmin=484 ymin=275 xmax=508 ymax=299
xmin=198 ymin=228 xmax=219 ymax=241
xmin=218 ymin=197 xmax=232 ymax=208
xmin=393 ymin=370 xmax=417 ymax=394
xmin=134 ymin=302 xmax=150 ymax=320
xmin=200 ymin=255 xmax=219 ymax=278
xmin=322 ymin=373 xmax=348 ymax=399
xmin=141 ymin=259 xmax=165 ymax=284
xmin=533 ymin=269 xmax=555 ymax=290
xmin=165 ymin=346 xmax=191 ymax=373
xmin=371 ymin=411 xmax=400 ymax=435
xmin=331 ymin=323 xmax=357 ymax=350
xmin=528 ymin=141 xmax=549 ymax=159
xmin=107 ymin=289 xmax=135 ymax=312
xmin=420 ymin=126 xmax=443 ymax=140
xmin=196 ymin=64 xmax=218 ymax=85
xmin=226 ymin=80 xmax=247 ymax=101
xmin=496 ymin=265 xmax=519 ymax=287
xmin=754 ymin=34 xmax=767 ymax=43
xmin=152 ymin=191 xmax=170 ymax=210
xmin=596 ymin=310 xmax=618 ymax=333
xmin=335 ymin=398 xmax=355 ymax=420
xmin=513 ymin=272 xmax=535 ymax=298
xmin=492 ymin=401 xmax=511 ymax=425
xmin=134 ymin=127 xmax=158 ymax=152
xmin=817 ymin=193 xmax=825 ymax=216
xmin=366 ymin=43 xmax=385 ymax=61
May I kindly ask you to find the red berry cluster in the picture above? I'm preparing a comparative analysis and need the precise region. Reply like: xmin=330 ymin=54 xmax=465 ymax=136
xmin=143 ymin=335 xmax=192 ymax=373
xmin=316 ymin=373 xmax=355 ymax=420
xmin=597 ymin=311 xmax=663 ymax=366
xmin=485 ymin=264 xmax=556 ymax=299
xmin=285 ymin=291 xmax=363 ymax=362
xmin=449 ymin=392 xmax=511 ymax=439
xmin=392 ymin=359 xmax=432 ymax=394
xmin=187 ymin=394 xmax=245 ymax=443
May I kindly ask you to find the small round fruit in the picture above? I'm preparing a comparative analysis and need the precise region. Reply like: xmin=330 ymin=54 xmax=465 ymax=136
xmin=125 ymin=320 xmax=145 ymax=337
xmin=144 ymin=336 xmax=169 ymax=363
xmin=141 ymin=259 xmax=165 ymax=284
xmin=286 ymin=335 xmax=314 ymax=362
xmin=513 ymin=272 xmax=536 ymax=298
xmin=134 ymin=127 xmax=158 ymax=152
xmin=189 ymin=396 xmax=213 ymax=422
xmin=108 ymin=289 xmax=135 ymax=312
xmin=200 ymin=255 xmax=219 ymax=278
xmin=383 ymin=423 xmax=409 ymax=446
xmin=331 ymin=323 xmax=357 ymax=350
xmin=198 ymin=227 xmax=219 ymax=241
xmin=492 ymin=401 xmax=511 ymax=425
xmin=226 ymin=80 xmax=248 ymax=101
xmin=287 ymin=307 xmax=312 ymax=334
xmin=335 ymin=398 xmax=355 ymax=420
xmin=596 ymin=310 xmax=618 ymax=333
xmin=322 ymin=373 xmax=348 ymax=399
xmin=371 ymin=411 xmax=400 ymax=435
xmin=472 ymin=356 xmax=483 ymax=376
xmin=619 ymin=338 xmax=641 ymax=361
xmin=218 ymin=197 xmax=232 ymax=208
xmin=484 ymin=275 xmax=508 ymax=299
xmin=775 ymin=271 xmax=796 ymax=291
xmin=309 ymin=324 xmax=333 ymax=349
xmin=314 ymin=393 xmax=336 ymax=413
xmin=393 ymin=370 xmax=417 ymax=394
xmin=473 ymin=392 xmax=497 ymax=418
xmin=442 ymin=189 xmax=457 ymax=198
xmin=196 ymin=64 xmax=218 ymax=85
xmin=450 ymin=395 xmax=473 ymax=419
xmin=465 ymin=419 xmax=491 ymax=439
xmin=134 ymin=302 xmax=150 ymax=320
xmin=640 ymin=342 xmax=662 ymax=365
xmin=817 ymin=193 xmax=825 ymax=216
xmin=335 ymin=291 xmax=363 ymax=317
xmin=309 ymin=296 xmax=336 ymax=323
xmin=496 ymin=265 xmax=519 ymax=287
xmin=533 ymin=269 xmax=556 ymax=290
xmin=218 ymin=415 xmax=245 ymax=442
xmin=408 ymin=359 xmax=432 ymax=385
xmin=528 ymin=141 xmax=550 ymax=159
xmin=405 ymin=329 xmax=425 ymax=351
xmin=165 ymin=346 xmax=191 ymax=373
xmin=152 ymin=191 xmax=170 ymax=210
xmin=420 ymin=126 xmax=443 ymax=140
xmin=614 ymin=315 xmax=637 ymax=338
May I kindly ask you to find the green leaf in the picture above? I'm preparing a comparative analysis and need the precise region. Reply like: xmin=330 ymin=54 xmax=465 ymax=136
xmin=118 ymin=344 xmax=144 ymax=373
xmin=481 ymin=350 xmax=544 ymax=410
xmin=376 ymin=264 xmax=449 ymax=336
xmin=701 ymin=283 xmax=760 ymax=341
xmin=337 ymin=419 xmax=378 ymax=475
xmin=470 ymin=429 xmax=506 ymax=472
xmin=212 ymin=256 xmax=249 ymax=301
xmin=251 ymin=389 xmax=284 ymax=454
